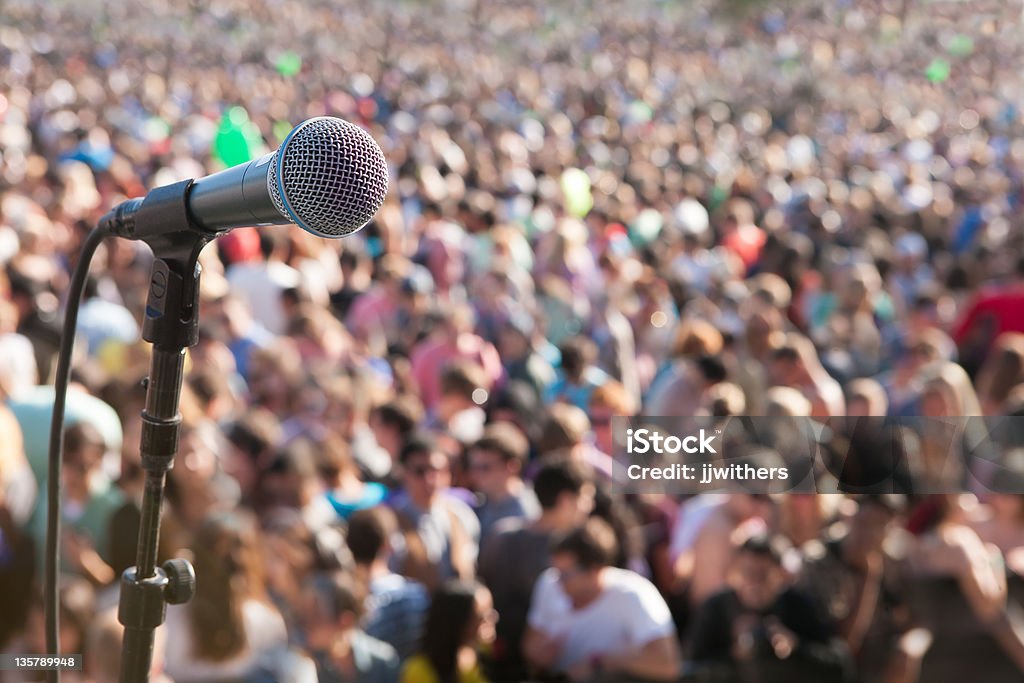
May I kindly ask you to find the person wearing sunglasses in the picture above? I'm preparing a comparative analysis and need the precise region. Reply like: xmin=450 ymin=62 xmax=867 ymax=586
xmin=469 ymin=423 xmax=539 ymax=544
xmin=391 ymin=435 xmax=480 ymax=592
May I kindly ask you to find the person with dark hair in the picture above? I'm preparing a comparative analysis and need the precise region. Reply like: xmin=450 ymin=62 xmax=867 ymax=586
xmin=348 ymin=506 xmax=431 ymax=661
xmin=469 ymin=422 xmax=539 ymax=541
xmin=301 ymin=572 xmax=400 ymax=683
xmin=400 ymin=580 xmax=497 ymax=683
xmin=433 ymin=360 xmax=490 ymax=445
xmin=798 ymin=495 xmax=911 ymax=681
xmin=390 ymin=436 xmax=480 ymax=591
xmin=486 ymin=381 xmax=544 ymax=445
xmin=320 ymin=433 xmax=389 ymax=519
xmin=687 ymin=532 xmax=847 ymax=680
xmin=371 ymin=396 xmax=425 ymax=470
xmin=496 ymin=311 xmax=556 ymax=400
xmin=163 ymin=511 xmax=289 ymax=682
xmin=544 ymin=335 xmax=610 ymax=410
xmin=478 ymin=455 xmax=594 ymax=680
xmin=523 ymin=518 xmax=680 ymax=681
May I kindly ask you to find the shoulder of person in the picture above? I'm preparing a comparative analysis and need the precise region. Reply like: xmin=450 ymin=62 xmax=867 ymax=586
xmin=442 ymin=493 xmax=480 ymax=530
xmin=605 ymin=567 xmax=663 ymax=601
xmin=400 ymin=654 xmax=440 ymax=683
xmin=354 ymin=629 xmax=400 ymax=663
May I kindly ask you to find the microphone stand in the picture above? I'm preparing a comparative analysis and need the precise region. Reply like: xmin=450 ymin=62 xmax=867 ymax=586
xmin=114 ymin=180 xmax=214 ymax=683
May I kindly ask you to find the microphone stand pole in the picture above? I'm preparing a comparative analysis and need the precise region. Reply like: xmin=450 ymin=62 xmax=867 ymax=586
xmin=114 ymin=181 xmax=214 ymax=683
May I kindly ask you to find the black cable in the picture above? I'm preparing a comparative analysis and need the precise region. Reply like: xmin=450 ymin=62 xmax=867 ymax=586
xmin=45 ymin=226 xmax=109 ymax=683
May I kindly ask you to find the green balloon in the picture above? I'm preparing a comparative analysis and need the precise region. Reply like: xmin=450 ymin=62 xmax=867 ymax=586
xmin=925 ymin=58 xmax=950 ymax=83
xmin=276 ymin=51 xmax=302 ymax=77
xmin=561 ymin=168 xmax=593 ymax=218
xmin=213 ymin=107 xmax=262 ymax=167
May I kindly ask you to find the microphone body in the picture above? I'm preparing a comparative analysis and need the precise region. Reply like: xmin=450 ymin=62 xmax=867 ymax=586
xmin=100 ymin=116 xmax=389 ymax=241
xmin=188 ymin=152 xmax=285 ymax=231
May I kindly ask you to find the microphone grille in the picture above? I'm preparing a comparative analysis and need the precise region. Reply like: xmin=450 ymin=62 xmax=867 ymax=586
xmin=268 ymin=117 xmax=389 ymax=237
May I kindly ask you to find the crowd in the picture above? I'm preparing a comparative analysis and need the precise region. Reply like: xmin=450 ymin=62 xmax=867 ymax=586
xmin=5 ymin=0 xmax=1024 ymax=681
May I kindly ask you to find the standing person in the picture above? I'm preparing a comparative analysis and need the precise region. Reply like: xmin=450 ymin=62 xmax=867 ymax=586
xmin=469 ymin=423 xmax=539 ymax=543
xmin=409 ymin=304 xmax=503 ymax=413
xmin=687 ymin=533 xmax=847 ymax=680
xmin=478 ymin=456 xmax=594 ymax=681
xmin=522 ymin=518 xmax=681 ymax=682
xmin=163 ymin=512 xmax=290 ymax=683
xmin=400 ymin=580 xmax=497 ymax=683
xmin=543 ymin=336 xmax=610 ymax=411
xmin=301 ymin=572 xmax=400 ymax=683
xmin=799 ymin=495 xmax=912 ymax=682
xmin=391 ymin=436 xmax=480 ymax=591
xmin=671 ymin=492 xmax=774 ymax=616
xmin=903 ymin=495 xmax=1024 ymax=681
xmin=29 ymin=422 xmax=122 ymax=586
xmin=224 ymin=228 xmax=304 ymax=336
xmin=347 ymin=506 xmax=431 ymax=661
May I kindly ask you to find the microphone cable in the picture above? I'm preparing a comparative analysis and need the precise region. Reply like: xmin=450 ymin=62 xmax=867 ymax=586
xmin=44 ymin=225 xmax=110 ymax=683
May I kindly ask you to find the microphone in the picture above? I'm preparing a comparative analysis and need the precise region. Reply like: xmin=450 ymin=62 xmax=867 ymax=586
xmin=100 ymin=116 xmax=389 ymax=240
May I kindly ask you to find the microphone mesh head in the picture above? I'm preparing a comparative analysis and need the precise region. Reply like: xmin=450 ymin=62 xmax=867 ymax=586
xmin=268 ymin=117 xmax=389 ymax=237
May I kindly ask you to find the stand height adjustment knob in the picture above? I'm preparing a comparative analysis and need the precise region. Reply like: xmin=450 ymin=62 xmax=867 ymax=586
xmin=162 ymin=558 xmax=196 ymax=605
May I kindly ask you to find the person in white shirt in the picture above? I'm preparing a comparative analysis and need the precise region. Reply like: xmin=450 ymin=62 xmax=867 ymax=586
xmin=522 ymin=518 xmax=681 ymax=681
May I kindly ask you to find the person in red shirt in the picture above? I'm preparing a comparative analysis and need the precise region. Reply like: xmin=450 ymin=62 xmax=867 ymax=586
xmin=719 ymin=198 xmax=766 ymax=273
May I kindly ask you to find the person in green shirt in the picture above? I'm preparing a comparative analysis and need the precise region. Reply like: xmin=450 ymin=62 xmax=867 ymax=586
xmin=28 ymin=421 xmax=123 ymax=585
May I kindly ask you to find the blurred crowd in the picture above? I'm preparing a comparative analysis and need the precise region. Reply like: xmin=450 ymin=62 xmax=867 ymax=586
xmin=5 ymin=0 xmax=1024 ymax=681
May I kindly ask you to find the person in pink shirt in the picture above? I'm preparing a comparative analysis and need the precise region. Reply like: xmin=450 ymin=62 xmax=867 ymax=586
xmin=345 ymin=255 xmax=410 ymax=346
xmin=410 ymin=304 xmax=503 ymax=413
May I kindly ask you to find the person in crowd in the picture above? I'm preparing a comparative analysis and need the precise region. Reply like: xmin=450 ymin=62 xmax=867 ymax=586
xmin=28 ymin=422 xmax=122 ymax=586
xmin=544 ymin=336 xmax=611 ymax=411
xmin=410 ymin=304 xmax=503 ymax=413
xmin=163 ymin=511 xmax=290 ymax=683
xmin=687 ymin=533 xmax=848 ymax=680
xmin=496 ymin=311 xmax=556 ymax=401
xmin=370 ymin=396 xmax=426 ymax=477
xmin=588 ymin=380 xmax=636 ymax=460
xmin=523 ymin=518 xmax=681 ymax=681
xmin=902 ymin=495 xmax=1024 ymax=681
xmin=479 ymin=456 xmax=594 ymax=680
xmin=390 ymin=435 xmax=480 ymax=591
xmin=347 ymin=506 xmax=431 ymax=661
xmin=320 ymin=433 xmax=389 ymax=520
xmin=302 ymin=571 xmax=400 ymax=683
xmin=671 ymin=492 xmax=775 ymax=617
xmin=400 ymin=580 xmax=497 ymax=683
xmin=432 ymin=360 xmax=491 ymax=446
xmin=799 ymin=495 xmax=912 ymax=681
xmin=469 ymin=422 xmax=539 ymax=543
